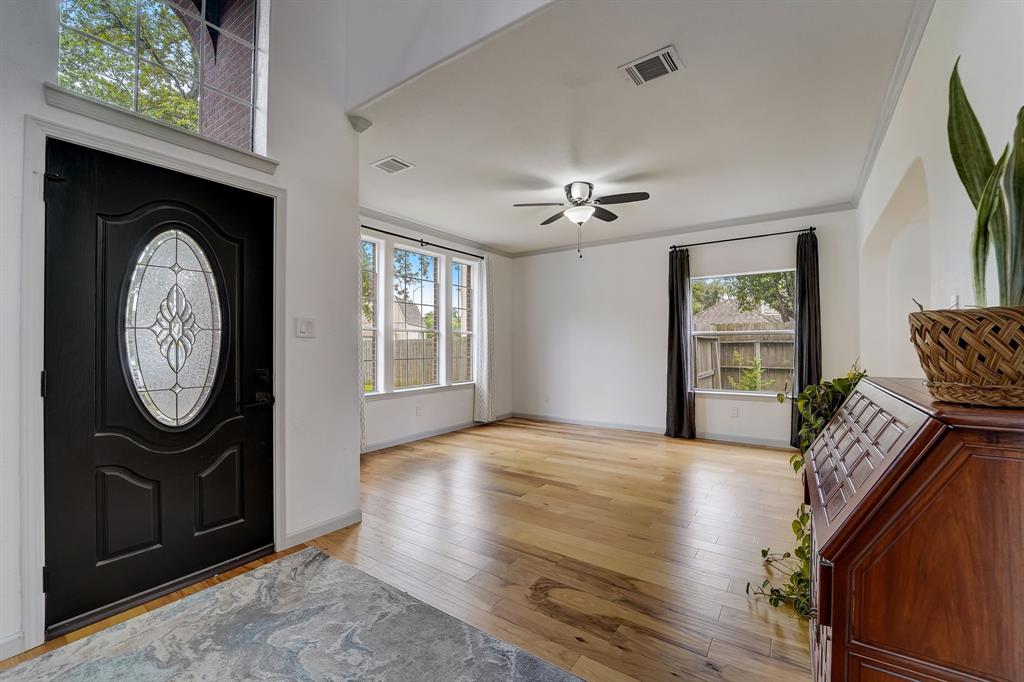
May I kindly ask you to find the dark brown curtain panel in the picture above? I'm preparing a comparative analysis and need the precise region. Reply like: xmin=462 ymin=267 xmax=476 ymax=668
xmin=792 ymin=231 xmax=822 ymax=448
xmin=666 ymin=248 xmax=696 ymax=439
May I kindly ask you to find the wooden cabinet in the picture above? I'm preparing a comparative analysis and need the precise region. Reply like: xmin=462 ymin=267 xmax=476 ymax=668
xmin=806 ymin=377 xmax=1024 ymax=682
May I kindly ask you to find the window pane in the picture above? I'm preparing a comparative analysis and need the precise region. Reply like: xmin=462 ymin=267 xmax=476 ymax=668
xmin=140 ymin=0 xmax=200 ymax=81
xmin=139 ymin=60 xmax=199 ymax=131
xmin=451 ymin=262 xmax=473 ymax=383
xmin=160 ymin=0 xmax=200 ymax=18
xmin=360 ymin=240 xmax=377 ymax=393
xmin=61 ymin=0 xmax=136 ymax=51
xmin=200 ymin=87 xmax=252 ymax=149
xmin=59 ymin=0 xmax=259 ymax=149
xmin=204 ymin=0 xmax=256 ymax=40
xmin=362 ymin=330 xmax=376 ymax=393
xmin=202 ymin=30 xmax=254 ymax=102
xmin=393 ymin=248 xmax=439 ymax=388
xmin=58 ymin=30 xmax=135 ymax=110
xmin=124 ymin=229 xmax=222 ymax=427
xmin=690 ymin=271 xmax=795 ymax=393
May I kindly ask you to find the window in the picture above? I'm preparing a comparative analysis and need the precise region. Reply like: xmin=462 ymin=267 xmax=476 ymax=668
xmin=124 ymin=229 xmax=223 ymax=427
xmin=393 ymin=247 xmax=439 ymax=389
xmin=450 ymin=262 xmax=473 ymax=383
xmin=58 ymin=0 xmax=259 ymax=150
xmin=360 ymin=240 xmax=378 ymax=393
xmin=359 ymin=235 xmax=478 ymax=394
xmin=690 ymin=270 xmax=795 ymax=394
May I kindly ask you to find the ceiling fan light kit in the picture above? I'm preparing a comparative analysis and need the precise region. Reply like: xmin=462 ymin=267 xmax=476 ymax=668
xmin=513 ymin=181 xmax=651 ymax=257
xmin=564 ymin=205 xmax=595 ymax=225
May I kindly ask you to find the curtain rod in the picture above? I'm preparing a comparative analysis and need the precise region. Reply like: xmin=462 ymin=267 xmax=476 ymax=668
xmin=669 ymin=226 xmax=814 ymax=251
xmin=362 ymin=225 xmax=484 ymax=260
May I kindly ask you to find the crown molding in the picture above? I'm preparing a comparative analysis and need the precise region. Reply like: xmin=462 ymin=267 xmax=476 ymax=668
xmin=850 ymin=0 xmax=934 ymax=205
xmin=508 ymin=201 xmax=855 ymax=258
xmin=360 ymin=0 xmax=933 ymax=260
xmin=359 ymin=206 xmax=515 ymax=258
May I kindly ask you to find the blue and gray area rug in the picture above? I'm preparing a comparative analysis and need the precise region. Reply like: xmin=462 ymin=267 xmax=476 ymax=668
xmin=3 ymin=548 xmax=577 ymax=681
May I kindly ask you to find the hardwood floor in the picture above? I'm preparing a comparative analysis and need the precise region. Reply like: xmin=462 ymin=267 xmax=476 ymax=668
xmin=1 ymin=418 xmax=810 ymax=681
xmin=315 ymin=418 xmax=810 ymax=681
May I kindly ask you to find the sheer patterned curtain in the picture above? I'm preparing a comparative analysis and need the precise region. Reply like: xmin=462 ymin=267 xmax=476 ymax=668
xmin=791 ymin=230 xmax=822 ymax=447
xmin=666 ymin=248 xmax=696 ymax=438
xmin=473 ymin=256 xmax=495 ymax=422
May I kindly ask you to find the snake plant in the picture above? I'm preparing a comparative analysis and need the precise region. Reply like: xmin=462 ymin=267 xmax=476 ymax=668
xmin=948 ymin=58 xmax=1024 ymax=307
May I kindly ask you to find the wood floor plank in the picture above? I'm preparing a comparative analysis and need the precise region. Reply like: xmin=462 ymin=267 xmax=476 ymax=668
xmin=571 ymin=655 xmax=643 ymax=682
xmin=2 ymin=419 xmax=809 ymax=681
xmin=355 ymin=420 xmax=810 ymax=681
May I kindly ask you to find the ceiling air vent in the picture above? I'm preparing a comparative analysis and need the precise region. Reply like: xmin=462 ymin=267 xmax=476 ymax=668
xmin=371 ymin=156 xmax=414 ymax=174
xmin=619 ymin=45 xmax=682 ymax=87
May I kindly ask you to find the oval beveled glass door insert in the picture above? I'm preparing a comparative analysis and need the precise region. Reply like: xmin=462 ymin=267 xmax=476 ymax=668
xmin=123 ymin=229 xmax=223 ymax=427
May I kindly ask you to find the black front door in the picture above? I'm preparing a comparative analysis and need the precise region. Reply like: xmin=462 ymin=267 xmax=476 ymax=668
xmin=43 ymin=139 xmax=275 ymax=637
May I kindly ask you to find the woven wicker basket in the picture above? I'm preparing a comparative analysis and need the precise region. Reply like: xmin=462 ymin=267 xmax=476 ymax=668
xmin=908 ymin=305 xmax=1024 ymax=407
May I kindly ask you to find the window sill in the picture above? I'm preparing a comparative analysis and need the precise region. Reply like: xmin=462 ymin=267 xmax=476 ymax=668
xmin=364 ymin=383 xmax=475 ymax=401
xmin=692 ymin=389 xmax=787 ymax=401
xmin=43 ymin=82 xmax=279 ymax=175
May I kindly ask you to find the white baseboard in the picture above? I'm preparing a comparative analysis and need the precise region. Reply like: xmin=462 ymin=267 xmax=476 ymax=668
xmin=697 ymin=431 xmax=794 ymax=450
xmin=0 ymin=631 xmax=24 ymax=660
xmin=508 ymin=413 xmax=793 ymax=449
xmin=509 ymin=412 xmax=664 ymax=434
xmin=280 ymin=509 xmax=362 ymax=549
xmin=361 ymin=421 xmax=477 ymax=453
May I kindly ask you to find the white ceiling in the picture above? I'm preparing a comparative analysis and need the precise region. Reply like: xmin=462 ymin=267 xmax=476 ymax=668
xmin=355 ymin=0 xmax=921 ymax=255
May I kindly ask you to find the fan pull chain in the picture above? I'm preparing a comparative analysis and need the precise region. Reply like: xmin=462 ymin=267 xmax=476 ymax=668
xmin=577 ymin=226 xmax=583 ymax=259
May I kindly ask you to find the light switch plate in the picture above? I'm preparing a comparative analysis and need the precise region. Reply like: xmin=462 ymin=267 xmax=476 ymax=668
xmin=295 ymin=317 xmax=316 ymax=338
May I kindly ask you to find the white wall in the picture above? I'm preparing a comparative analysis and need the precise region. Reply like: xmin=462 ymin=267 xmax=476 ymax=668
xmin=510 ymin=210 xmax=861 ymax=448
xmin=857 ymin=0 xmax=1024 ymax=362
xmin=0 ymin=0 xmax=361 ymax=656
xmin=344 ymin=0 xmax=551 ymax=110
xmin=885 ymin=220 xmax=930 ymax=377
xmin=359 ymin=214 xmax=514 ymax=452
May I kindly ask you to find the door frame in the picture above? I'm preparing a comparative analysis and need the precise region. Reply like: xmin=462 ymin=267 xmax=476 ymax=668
xmin=19 ymin=115 xmax=289 ymax=652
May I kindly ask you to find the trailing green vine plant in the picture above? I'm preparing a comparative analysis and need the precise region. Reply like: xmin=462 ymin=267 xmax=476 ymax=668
xmin=746 ymin=364 xmax=866 ymax=619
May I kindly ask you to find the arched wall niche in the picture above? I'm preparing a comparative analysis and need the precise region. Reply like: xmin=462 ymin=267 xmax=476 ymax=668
xmin=860 ymin=157 xmax=931 ymax=378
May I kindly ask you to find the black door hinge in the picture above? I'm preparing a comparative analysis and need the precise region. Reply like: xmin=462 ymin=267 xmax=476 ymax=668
xmin=40 ymin=370 xmax=47 ymax=398
xmin=42 ymin=172 xmax=67 ymax=202
xmin=42 ymin=565 xmax=49 ymax=593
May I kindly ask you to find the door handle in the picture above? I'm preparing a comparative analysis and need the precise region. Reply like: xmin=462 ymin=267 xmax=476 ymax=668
xmin=241 ymin=391 xmax=275 ymax=411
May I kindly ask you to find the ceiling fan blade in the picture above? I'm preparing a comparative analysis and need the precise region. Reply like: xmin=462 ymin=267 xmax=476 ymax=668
xmin=594 ymin=192 xmax=650 ymax=205
xmin=541 ymin=210 xmax=566 ymax=225
xmin=513 ymin=202 xmax=565 ymax=207
xmin=592 ymin=206 xmax=618 ymax=222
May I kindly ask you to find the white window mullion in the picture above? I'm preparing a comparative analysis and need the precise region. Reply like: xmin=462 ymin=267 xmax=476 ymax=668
xmin=373 ymin=241 xmax=384 ymax=393
xmin=440 ymin=255 xmax=450 ymax=386
xmin=133 ymin=0 xmax=141 ymax=111
xmin=382 ymin=238 xmax=396 ymax=393
xmin=470 ymin=262 xmax=478 ymax=383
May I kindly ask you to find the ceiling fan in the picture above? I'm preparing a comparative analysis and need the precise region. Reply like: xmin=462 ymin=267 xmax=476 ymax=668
xmin=513 ymin=181 xmax=650 ymax=227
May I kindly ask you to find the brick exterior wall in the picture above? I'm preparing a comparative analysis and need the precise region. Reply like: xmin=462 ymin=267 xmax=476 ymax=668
xmin=200 ymin=0 xmax=255 ymax=150
xmin=172 ymin=0 xmax=256 ymax=150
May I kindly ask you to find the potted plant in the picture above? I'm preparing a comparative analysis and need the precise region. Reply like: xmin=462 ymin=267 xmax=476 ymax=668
xmin=907 ymin=60 xmax=1024 ymax=407
xmin=746 ymin=365 xmax=866 ymax=618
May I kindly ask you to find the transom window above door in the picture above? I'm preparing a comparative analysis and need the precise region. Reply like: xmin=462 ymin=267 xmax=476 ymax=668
xmin=58 ymin=0 xmax=260 ymax=150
